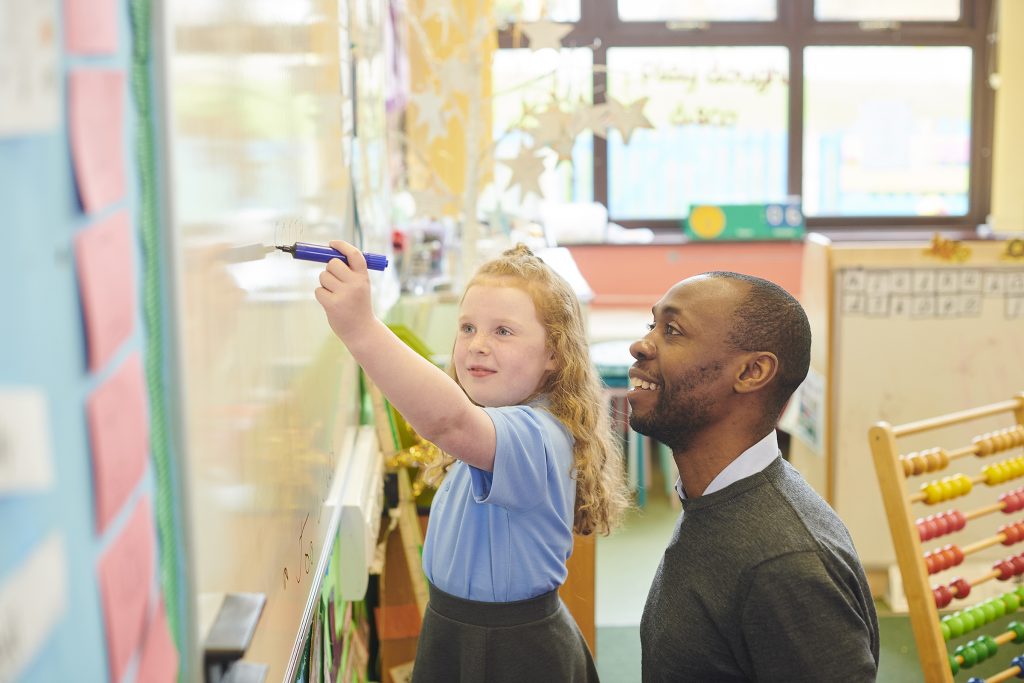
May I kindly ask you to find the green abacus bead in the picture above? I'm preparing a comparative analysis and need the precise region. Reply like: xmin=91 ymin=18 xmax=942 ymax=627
xmin=957 ymin=643 xmax=978 ymax=668
xmin=991 ymin=598 xmax=1007 ymax=618
xmin=982 ymin=635 xmax=999 ymax=658
xmin=949 ymin=653 xmax=961 ymax=675
xmin=948 ymin=615 xmax=966 ymax=638
xmin=1008 ymin=621 xmax=1024 ymax=644
xmin=971 ymin=607 xmax=988 ymax=627
xmin=961 ymin=611 xmax=977 ymax=631
xmin=941 ymin=620 xmax=951 ymax=641
xmin=1015 ymin=585 xmax=1024 ymax=600
xmin=1003 ymin=592 xmax=1021 ymax=612
xmin=981 ymin=601 xmax=998 ymax=622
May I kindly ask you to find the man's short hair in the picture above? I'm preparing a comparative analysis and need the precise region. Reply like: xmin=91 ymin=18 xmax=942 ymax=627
xmin=705 ymin=272 xmax=811 ymax=424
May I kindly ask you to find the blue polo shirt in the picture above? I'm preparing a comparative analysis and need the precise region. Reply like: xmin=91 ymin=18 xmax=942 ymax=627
xmin=421 ymin=403 xmax=577 ymax=602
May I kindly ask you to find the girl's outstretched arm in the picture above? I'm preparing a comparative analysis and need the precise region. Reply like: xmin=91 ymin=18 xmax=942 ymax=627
xmin=315 ymin=240 xmax=496 ymax=471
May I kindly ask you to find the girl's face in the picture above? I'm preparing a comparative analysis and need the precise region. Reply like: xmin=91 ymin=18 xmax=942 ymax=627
xmin=453 ymin=284 xmax=555 ymax=408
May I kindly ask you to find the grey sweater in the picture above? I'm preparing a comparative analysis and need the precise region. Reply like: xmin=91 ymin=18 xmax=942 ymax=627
xmin=640 ymin=457 xmax=879 ymax=682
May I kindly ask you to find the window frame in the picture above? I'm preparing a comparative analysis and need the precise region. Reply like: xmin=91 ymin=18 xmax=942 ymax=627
xmin=496 ymin=0 xmax=995 ymax=236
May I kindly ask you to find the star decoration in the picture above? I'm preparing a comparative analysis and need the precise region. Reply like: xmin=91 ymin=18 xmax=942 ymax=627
xmin=606 ymin=96 xmax=654 ymax=144
xmin=409 ymin=90 xmax=450 ymax=143
xmin=529 ymin=105 xmax=573 ymax=147
xmin=500 ymin=146 xmax=546 ymax=199
xmin=436 ymin=57 xmax=478 ymax=97
xmin=572 ymin=102 xmax=608 ymax=138
xmin=520 ymin=20 xmax=573 ymax=52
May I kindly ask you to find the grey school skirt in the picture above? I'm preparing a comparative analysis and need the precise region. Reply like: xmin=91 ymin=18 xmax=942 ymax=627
xmin=411 ymin=582 xmax=600 ymax=683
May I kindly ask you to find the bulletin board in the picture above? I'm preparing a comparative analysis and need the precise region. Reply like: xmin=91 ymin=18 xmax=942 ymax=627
xmin=788 ymin=237 xmax=1024 ymax=575
xmin=161 ymin=0 xmax=394 ymax=680
xmin=1 ymin=1 xmax=184 ymax=682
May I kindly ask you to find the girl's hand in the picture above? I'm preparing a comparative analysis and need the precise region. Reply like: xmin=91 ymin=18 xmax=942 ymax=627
xmin=314 ymin=240 xmax=375 ymax=343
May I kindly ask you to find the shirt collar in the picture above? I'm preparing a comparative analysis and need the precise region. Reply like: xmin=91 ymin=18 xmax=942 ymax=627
xmin=674 ymin=430 xmax=780 ymax=500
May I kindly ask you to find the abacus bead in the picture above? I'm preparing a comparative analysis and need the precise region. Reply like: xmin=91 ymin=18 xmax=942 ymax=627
xmin=998 ymin=560 xmax=1016 ymax=580
xmin=961 ymin=610 xmax=977 ymax=631
xmin=982 ymin=635 xmax=999 ymax=658
xmin=1004 ymin=592 xmax=1022 ymax=612
xmin=967 ymin=678 xmax=984 ymax=683
xmin=992 ymin=597 xmax=1007 ymax=618
xmin=940 ymin=620 xmax=951 ymax=641
xmin=919 ymin=519 xmax=936 ymax=540
xmin=947 ymin=615 xmax=965 ymax=638
xmin=954 ymin=510 xmax=967 ymax=529
xmin=971 ymin=606 xmax=988 ymax=627
xmin=943 ymin=546 xmax=959 ymax=569
xmin=953 ymin=577 xmax=972 ymax=600
xmin=935 ymin=585 xmax=954 ymax=609
xmin=1013 ymin=654 xmax=1024 ymax=677
xmin=957 ymin=644 xmax=978 ymax=667
xmin=1008 ymin=621 xmax=1024 ymax=644
xmin=1013 ymin=556 xmax=1024 ymax=574
xmin=982 ymin=601 xmax=998 ymax=622
xmin=924 ymin=483 xmax=943 ymax=504
xmin=949 ymin=653 xmax=960 ymax=675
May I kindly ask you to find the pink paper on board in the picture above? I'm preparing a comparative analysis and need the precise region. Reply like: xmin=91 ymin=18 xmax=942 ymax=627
xmin=75 ymin=210 xmax=135 ymax=371
xmin=64 ymin=0 xmax=118 ymax=54
xmin=98 ymin=497 xmax=155 ymax=683
xmin=136 ymin=598 xmax=179 ymax=683
xmin=87 ymin=353 xmax=149 ymax=533
xmin=68 ymin=69 xmax=125 ymax=213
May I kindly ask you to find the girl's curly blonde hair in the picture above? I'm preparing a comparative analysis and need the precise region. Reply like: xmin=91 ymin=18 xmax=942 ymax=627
xmin=423 ymin=244 xmax=631 ymax=536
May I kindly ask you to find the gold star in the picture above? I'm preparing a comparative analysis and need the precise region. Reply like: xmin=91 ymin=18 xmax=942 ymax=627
xmin=520 ymin=20 xmax=572 ymax=51
xmin=606 ymin=96 xmax=654 ymax=144
xmin=500 ymin=146 xmax=546 ymax=198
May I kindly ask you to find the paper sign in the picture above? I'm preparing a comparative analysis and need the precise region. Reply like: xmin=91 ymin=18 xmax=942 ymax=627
xmin=0 ymin=0 xmax=59 ymax=136
xmin=64 ymin=0 xmax=118 ymax=54
xmin=0 ymin=534 xmax=68 ymax=682
xmin=136 ymin=598 xmax=179 ymax=683
xmin=68 ymin=69 xmax=126 ymax=213
xmin=0 ymin=388 xmax=55 ymax=494
xmin=75 ymin=210 xmax=136 ymax=372
xmin=98 ymin=497 xmax=155 ymax=683
xmin=87 ymin=353 xmax=149 ymax=532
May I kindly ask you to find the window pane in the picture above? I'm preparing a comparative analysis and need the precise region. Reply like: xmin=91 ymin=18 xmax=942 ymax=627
xmin=815 ymin=0 xmax=960 ymax=22
xmin=487 ymin=48 xmax=593 ymax=209
xmin=618 ymin=0 xmax=775 ymax=22
xmin=803 ymin=47 xmax=972 ymax=217
xmin=495 ymin=0 xmax=580 ymax=23
xmin=606 ymin=47 xmax=788 ymax=220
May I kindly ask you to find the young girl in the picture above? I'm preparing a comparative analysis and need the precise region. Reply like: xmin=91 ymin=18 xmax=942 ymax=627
xmin=315 ymin=240 xmax=630 ymax=682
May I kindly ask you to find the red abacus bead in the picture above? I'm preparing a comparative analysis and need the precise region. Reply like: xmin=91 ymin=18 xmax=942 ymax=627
xmin=942 ymin=545 xmax=960 ymax=569
xmin=925 ymin=554 xmax=938 ymax=574
xmin=997 ymin=560 xmax=1016 ymax=580
xmin=1002 ymin=524 xmax=1022 ymax=545
xmin=934 ymin=585 xmax=953 ymax=609
xmin=919 ymin=519 xmax=937 ymax=541
xmin=952 ymin=577 xmax=972 ymax=599
xmin=1012 ymin=555 xmax=1024 ymax=575
xmin=1003 ymin=493 xmax=1022 ymax=513
xmin=953 ymin=510 xmax=967 ymax=531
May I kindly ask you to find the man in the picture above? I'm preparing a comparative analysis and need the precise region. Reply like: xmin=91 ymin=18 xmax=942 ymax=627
xmin=628 ymin=272 xmax=879 ymax=682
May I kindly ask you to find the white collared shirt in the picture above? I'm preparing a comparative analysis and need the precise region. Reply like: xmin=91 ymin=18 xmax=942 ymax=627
xmin=674 ymin=430 xmax=780 ymax=501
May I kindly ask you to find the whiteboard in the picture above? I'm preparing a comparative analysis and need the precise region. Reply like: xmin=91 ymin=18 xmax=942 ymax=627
xmin=160 ymin=0 xmax=393 ymax=678
xmin=825 ymin=247 xmax=1024 ymax=568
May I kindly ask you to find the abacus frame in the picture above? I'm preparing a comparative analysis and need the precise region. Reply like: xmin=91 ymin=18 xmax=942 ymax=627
xmin=870 ymin=393 xmax=1024 ymax=683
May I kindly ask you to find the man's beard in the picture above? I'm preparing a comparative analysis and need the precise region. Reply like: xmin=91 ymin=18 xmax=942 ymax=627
xmin=628 ymin=362 xmax=722 ymax=452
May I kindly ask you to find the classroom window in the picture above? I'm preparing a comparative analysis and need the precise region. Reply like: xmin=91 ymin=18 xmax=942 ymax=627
xmin=803 ymin=46 xmax=972 ymax=218
xmin=489 ymin=47 xmax=593 ymax=207
xmin=617 ymin=1 xmax=777 ymax=23
xmin=495 ymin=0 xmax=995 ymax=235
xmin=606 ymin=46 xmax=788 ymax=219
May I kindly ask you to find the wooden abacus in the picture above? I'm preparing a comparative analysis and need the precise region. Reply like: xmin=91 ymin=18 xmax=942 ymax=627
xmin=871 ymin=394 xmax=1024 ymax=682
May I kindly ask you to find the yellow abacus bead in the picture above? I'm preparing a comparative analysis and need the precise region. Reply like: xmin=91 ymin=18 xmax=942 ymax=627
xmin=939 ymin=479 xmax=956 ymax=500
xmin=956 ymin=475 xmax=972 ymax=496
xmin=983 ymin=465 xmax=999 ymax=485
xmin=923 ymin=482 xmax=944 ymax=505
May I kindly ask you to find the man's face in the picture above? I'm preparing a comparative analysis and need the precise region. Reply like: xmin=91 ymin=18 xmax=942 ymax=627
xmin=626 ymin=276 xmax=744 ymax=451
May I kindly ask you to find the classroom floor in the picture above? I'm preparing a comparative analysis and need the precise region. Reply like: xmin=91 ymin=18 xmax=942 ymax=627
xmin=590 ymin=463 xmax=1017 ymax=682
